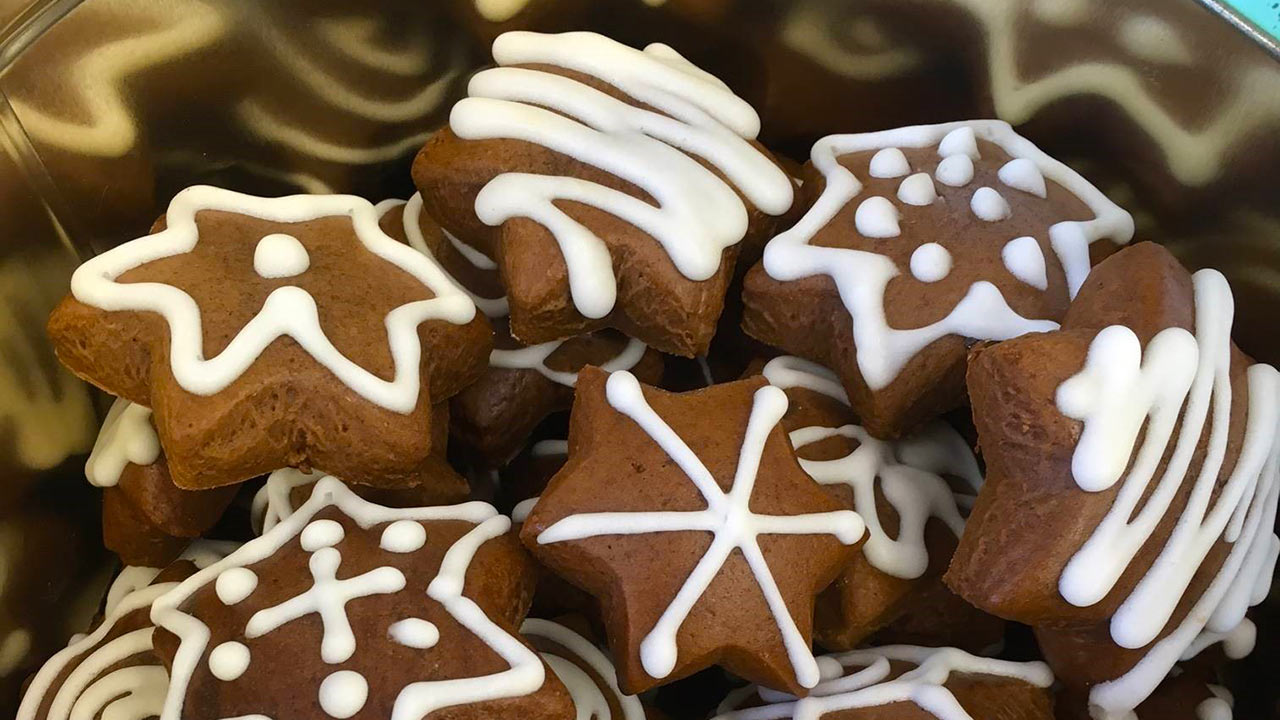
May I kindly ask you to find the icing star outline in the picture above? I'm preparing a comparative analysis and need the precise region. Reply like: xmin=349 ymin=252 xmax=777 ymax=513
xmin=70 ymin=186 xmax=476 ymax=414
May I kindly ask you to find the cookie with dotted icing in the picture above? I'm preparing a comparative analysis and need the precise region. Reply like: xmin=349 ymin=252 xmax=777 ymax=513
xmin=377 ymin=194 xmax=665 ymax=466
xmin=150 ymin=476 xmax=573 ymax=720
xmin=742 ymin=120 xmax=1134 ymax=439
xmin=520 ymin=367 xmax=864 ymax=695
xmin=750 ymin=355 xmax=1000 ymax=653
xmin=46 ymin=186 xmax=492 ymax=491
xmin=948 ymin=242 xmax=1279 ymax=718
xmin=16 ymin=542 xmax=234 ymax=720
xmin=712 ymin=645 xmax=1054 ymax=720
xmin=88 ymin=397 xmax=239 ymax=566
xmin=412 ymin=30 xmax=795 ymax=358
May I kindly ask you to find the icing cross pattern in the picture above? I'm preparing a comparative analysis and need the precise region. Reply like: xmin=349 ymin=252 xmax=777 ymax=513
xmin=712 ymin=645 xmax=1054 ymax=720
xmin=762 ymin=120 xmax=1134 ymax=390
xmin=1052 ymin=269 xmax=1280 ymax=717
xmin=536 ymin=371 xmax=865 ymax=688
xmin=70 ymin=186 xmax=477 ymax=414
xmin=761 ymin=356 xmax=981 ymax=579
xmin=152 ymin=477 xmax=547 ymax=720
xmin=451 ymin=31 xmax=794 ymax=319
xmin=385 ymin=193 xmax=649 ymax=388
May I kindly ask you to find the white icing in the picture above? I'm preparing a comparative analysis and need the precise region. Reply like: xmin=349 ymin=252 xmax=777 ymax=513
xmin=523 ymin=618 xmax=644 ymax=720
xmin=868 ymin=148 xmax=910 ymax=178
xmin=1056 ymin=271 xmax=1280 ymax=717
xmin=511 ymin=497 xmax=539 ymax=524
xmin=319 ymin=670 xmax=368 ymax=718
xmin=244 ymin=541 xmax=406 ymax=664
xmin=761 ymin=121 xmax=1134 ymax=390
xmin=380 ymin=520 xmax=427 ymax=553
xmin=17 ymin=543 xmax=232 ymax=720
xmin=491 ymin=336 xmax=649 ymax=388
xmin=896 ymin=173 xmax=937 ymax=206
xmin=444 ymin=227 xmax=497 ymax=270
xmin=1001 ymin=236 xmax=1049 ymax=291
xmin=761 ymin=356 xmax=978 ymax=579
xmin=84 ymin=398 xmax=160 ymax=488
xmin=713 ymin=645 xmax=1053 ymax=720
xmin=997 ymin=158 xmax=1047 ymax=198
xmin=937 ymin=126 xmax=980 ymax=159
xmin=252 ymin=467 xmax=326 ymax=534
xmin=389 ymin=618 xmax=440 ymax=650
xmin=909 ymin=243 xmax=952 ymax=284
xmin=532 ymin=439 xmax=569 ymax=458
xmin=208 ymin=641 xmax=250 ymax=681
xmin=152 ymin=477 xmax=545 ymax=720
xmin=1180 ymin=618 xmax=1255 ymax=661
xmin=300 ymin=519 xmax=346 ymax=551
xmin=70 ymin=186 xmax=477 ymax=414
xmin=537 ymin=371 xmax=864 ymax=688
xmin=1195 ymin=685 xmax=1234 ymax=720
xmin=394 ymin=194 xmax=509 ymax=319
xmin=253 ymin=233 xmax=310 ymax=279
xmin=451 ymin=31 xmax=793 ymax=319
xmin=933 ymin=154 xmax=974 ymax=187
xmin=215 ymin=568 xmax=258 ymax=606
xmin=853 ymin=197 xmax=900 ymax=238
xmin=1116 ymin=15 xmax=1194 ymax=66
xmin=970 ymin=186 xmax=1011 ymax=222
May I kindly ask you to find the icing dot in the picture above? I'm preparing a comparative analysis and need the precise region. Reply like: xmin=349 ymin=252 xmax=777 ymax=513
xmin=388 ymin=618 xmax=440 ymax=649
xmin=209 ymin=641 xmax=251 ymax=681
xmin=1002 ymin=236 xmax=1049 ymax=291
xmin=319 ymin=670 xmax=368 ymax=718
xmin=380 ymin=520 xmax=427 ymax=553
xmin=997 ymin=158 xmax=1047 ymax=198
xmin=938 ymin=126 xmax=980 ymax=159
xmin=868 ymin=148 xmax=910 ymax=178
xmin=853 ymin=196 xmax=900 ymax=238
xmin=301 ymin=519 xmax=345 ymax=551
xmin=934 ymin=154 xmax=974 ymax=187
xmin=253 ymin=233 xmax=310 ymax=279
xmin=909 ymin=243 xmax=952 ymax=283
xmin=215 ymin=568 xmax=258 ymax=606
xmin=970 ymin=187 xmax=1011 ymax=222
xmin=896 ymin=173 xmax=937 ymax=206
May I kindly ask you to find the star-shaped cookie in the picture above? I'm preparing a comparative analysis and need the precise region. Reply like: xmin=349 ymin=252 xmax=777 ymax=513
xmin=946 ymin=242 xmax=1280 ymax=717
xmin=413 ymin=31 xmax=794 ymax=357
xmin=743 ymin=120 xmax=1134 ymax=438
xmin=151 ymin=476 xmax=574 ymax=720
xmin=753 ymin=355 xmax=994 ymax=652
xmin=47 ymin=186 xmax=492 ymax=490
xmin=520 ymin=367 xmax=863 ymax=695
xmin=379 ymin=193 xmax=665 ymax=465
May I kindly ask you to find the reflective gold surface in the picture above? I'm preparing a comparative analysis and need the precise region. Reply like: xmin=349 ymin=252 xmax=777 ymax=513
xmin=0 ymin=0 xmax=1276 ymax=714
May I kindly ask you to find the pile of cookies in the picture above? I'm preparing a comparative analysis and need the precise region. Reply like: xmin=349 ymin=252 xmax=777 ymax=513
xmin=19 ymin=30 xmax=1277 ymax=720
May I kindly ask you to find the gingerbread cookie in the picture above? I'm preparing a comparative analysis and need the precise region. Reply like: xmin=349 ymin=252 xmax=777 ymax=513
xmin=713 ymin=645 xmax=1054 ymax=720
xmin=522 ymin=617 xmax=646 ymax=720
xmin=151 ymin=476 xmax=573 ymax=720
xmin=754 ymin=355 xmax=993 ymax=651
xmin=87 ymin=398 xmax=239 ymax=566
xmin=413 ymin=31 xmax=795 ymax=357
xmin=17 ymin=542 xmax=233 ymax=720
xmin=47 ymin=186 xmax=492 ymax=490
xmin=521 ymin=368 xmax=863 ymax=695
xmin=743 ymin=120 xmax=1134 ymax=438
xmin=947 ymin=242 xmax=1280 ymax=717
xmin=379 ymin=194 xmax=664 ymax=465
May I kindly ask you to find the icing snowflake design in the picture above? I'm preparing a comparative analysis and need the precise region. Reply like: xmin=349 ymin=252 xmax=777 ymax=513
xmin=152 ymin=476 xmax=545 ymax=720
xmin=713 ymin=645 xmax=1053 ymax=720
xmin=763 ymin=120 xmax=1134 ymax=390
xmin=761 ymin=356 xmax=982 ymax=579
xmin=535 ymin=371 xmax=864 ymax=688
xmin=70 ymin=186 xmax=476 ymax=414
xmin=382 ymin=194 xmax=648 ymax=388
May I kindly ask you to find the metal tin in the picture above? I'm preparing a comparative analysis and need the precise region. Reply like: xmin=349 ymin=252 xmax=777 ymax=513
xmin=0 ymin=0 xmax=1276 ymax=715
